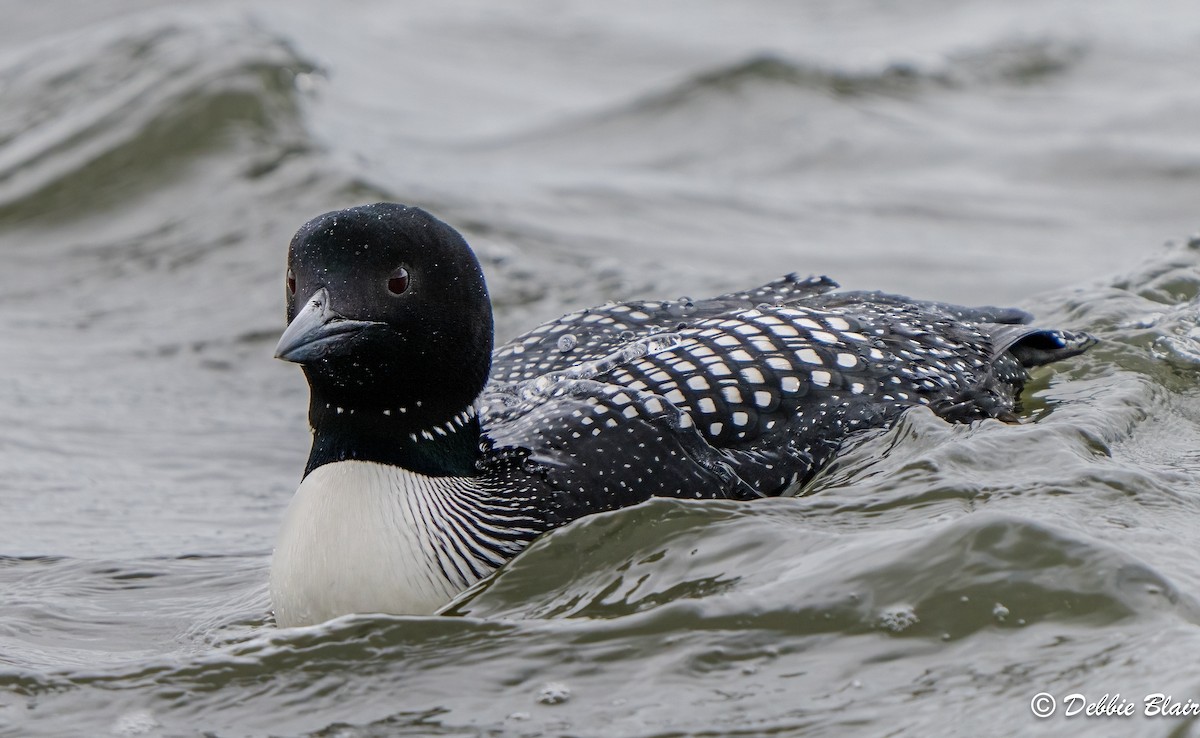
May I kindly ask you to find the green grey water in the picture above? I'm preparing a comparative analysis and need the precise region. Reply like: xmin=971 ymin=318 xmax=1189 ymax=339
xmin=3 ymin=1 xmax=1200 ymax=736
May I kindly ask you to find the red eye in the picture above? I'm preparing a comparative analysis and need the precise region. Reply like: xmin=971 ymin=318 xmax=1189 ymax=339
xmin=388 ymin=266 xmax=410 ymax=295
xmin=286 ymin=268 xmax=296 ymax=295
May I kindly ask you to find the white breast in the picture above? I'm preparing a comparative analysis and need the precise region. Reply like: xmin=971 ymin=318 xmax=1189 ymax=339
xmin=270 ymin=460 xmax=486 ymax=627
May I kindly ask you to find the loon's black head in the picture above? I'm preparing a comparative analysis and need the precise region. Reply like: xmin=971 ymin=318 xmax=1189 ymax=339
xmin=275 ymin=203 xmax=493 ymax=476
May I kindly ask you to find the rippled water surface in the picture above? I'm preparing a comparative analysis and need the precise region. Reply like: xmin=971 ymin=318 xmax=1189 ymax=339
xmin=4 ymin=1 xmax=1200 ymax=736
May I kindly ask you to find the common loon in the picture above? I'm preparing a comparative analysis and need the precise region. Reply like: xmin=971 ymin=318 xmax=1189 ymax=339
xmin=269 ymin=202 xmax=1094 ymax=627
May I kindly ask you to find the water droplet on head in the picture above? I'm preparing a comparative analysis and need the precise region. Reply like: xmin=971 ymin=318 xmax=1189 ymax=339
xmin=618 ymin=330 xmax=636 ymax=341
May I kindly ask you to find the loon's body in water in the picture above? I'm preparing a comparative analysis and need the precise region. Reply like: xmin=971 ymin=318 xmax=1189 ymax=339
xmin=270 ymin=203 xmax=1095 ymax=627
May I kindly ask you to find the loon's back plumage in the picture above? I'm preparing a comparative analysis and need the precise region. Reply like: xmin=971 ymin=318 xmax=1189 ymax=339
xmin=270 ymin=203 xmax=1095 ymax=625
xmin=478 ymin=273 xmax=1093 ymax=525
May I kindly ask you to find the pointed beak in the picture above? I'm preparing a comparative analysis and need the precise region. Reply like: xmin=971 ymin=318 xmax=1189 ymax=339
xmin=274 ymin=288 xmax=384 ymax=363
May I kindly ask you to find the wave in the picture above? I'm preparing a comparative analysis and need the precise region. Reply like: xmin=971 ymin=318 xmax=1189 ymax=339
xmin=0 ymin=10 xmax=319 ymax=223
xmin=482 ymin=37 xmax=1086 ymax=155
xmin=632 ymin=37 xmax=1086 ymax=109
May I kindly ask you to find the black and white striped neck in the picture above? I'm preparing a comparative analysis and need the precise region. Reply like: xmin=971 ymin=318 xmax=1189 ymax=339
xmin=270 ymin=459 xmax=537 ymax=625
xmin=304 ymin=393 xmax=482 ymax=478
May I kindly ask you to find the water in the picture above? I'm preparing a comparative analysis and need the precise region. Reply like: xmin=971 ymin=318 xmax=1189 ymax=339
xmin=3 ymin=1 xmax=1200 ymax=735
